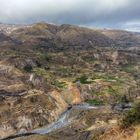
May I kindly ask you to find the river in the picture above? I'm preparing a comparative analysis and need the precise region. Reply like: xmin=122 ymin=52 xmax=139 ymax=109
xmin=0 ymin=103 xmax=98 ymax=140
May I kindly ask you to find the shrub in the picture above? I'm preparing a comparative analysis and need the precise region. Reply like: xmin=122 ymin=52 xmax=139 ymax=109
xmin=119 ymin=95 xmax=129 ymax=104
xmin=39 ymin=53 xmax=51 ymax=61
xmin=24 ymin=64 xmax=33 ymax=72
xmin=122 ymin=102 xmax=140 ymax=128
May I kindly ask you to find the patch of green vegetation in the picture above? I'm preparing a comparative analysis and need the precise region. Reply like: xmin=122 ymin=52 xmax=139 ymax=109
xmin=93 ymin=84 xmax=129 ymax=104
xmin=121 ymin=64 xmax=139 ymax=73
xmin=122 ymin=102 xmax=140 ymax=128
xmin=38 ymin=53 xmax=52 ymax=61
xmin=74 ymin=75 xmax=93 ymax=84
xmin=87 ymin=99 xmax=104 ymax=106
xmin=104 ymin=75 xmax=122 ymax=83
xmin=107 ymin=87 xmax=116 ymax=94
xmin=107 ymin=84 xmax=129 ymax=101
xmin=53 ymin=81 xmax=68 ymax=89
xmin=92 ymin=73 xmax=123 ymax=84
xmin=34 ymin=68 xmax=47 ymax=77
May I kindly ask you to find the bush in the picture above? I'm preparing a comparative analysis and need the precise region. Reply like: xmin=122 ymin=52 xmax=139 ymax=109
xmin=24 ymin=64 xmax=33 ymax=72
xmin=122 ymin=102 xmax=140 ymax=128
xmin=39 ymin=53 xmax=51 ymax=61
xmin=119 ymin=95 xmax=129 ymax=104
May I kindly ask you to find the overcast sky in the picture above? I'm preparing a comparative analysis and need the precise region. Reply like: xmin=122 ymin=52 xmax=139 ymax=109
xmin=0 ymin=0 xmax=140 ymax=31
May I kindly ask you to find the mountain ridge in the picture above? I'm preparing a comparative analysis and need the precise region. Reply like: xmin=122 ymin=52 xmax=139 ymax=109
xmin=0 ymin=22 xmax=140 ymax=51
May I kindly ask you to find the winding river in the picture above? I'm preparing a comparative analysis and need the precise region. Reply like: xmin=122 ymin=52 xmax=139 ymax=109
xmin=0 ymin=103 xmax=97 ymax=140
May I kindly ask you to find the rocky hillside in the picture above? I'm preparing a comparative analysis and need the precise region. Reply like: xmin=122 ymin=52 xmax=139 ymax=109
xmin=0 ymin=23 xmax=140 ymax=140
xmin=101 ymin=29 xmax=140 ymax=47
xmin=0 ymin=23 xmax=140 ymax=50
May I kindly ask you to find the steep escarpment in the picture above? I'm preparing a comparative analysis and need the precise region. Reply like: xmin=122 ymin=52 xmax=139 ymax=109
xmin=0 ymin=86 xmax=81 ymax=139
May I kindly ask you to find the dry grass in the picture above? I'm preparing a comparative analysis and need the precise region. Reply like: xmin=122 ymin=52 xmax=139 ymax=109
xmin=97 ymin=126 xmax=140 ymax=140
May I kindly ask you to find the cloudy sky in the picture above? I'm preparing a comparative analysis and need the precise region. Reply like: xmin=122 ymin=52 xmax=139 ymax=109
xmin=0 ymin=0 xmax=140 ymax=31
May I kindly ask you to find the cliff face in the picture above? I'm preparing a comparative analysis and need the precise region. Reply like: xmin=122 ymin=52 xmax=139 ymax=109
xmin=0 ymin=86 xmax=81 ymax=138
xmin=0 ymin=58 xmax=82 ymax=138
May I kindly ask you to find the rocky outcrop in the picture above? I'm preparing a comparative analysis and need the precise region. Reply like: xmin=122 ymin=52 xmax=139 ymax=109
xmin=61 ymin=86 xmax=82 ymax=104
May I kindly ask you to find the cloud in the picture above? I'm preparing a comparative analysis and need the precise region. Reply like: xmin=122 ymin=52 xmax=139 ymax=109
xmin=122 ymin=21 xmax=140 ymax=32
xmin=0 ymin=0 xmax=140 ymax=31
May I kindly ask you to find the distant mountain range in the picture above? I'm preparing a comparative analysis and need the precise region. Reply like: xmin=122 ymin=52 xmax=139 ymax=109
xmin=0 ymin=22 xmax=140 ymax=52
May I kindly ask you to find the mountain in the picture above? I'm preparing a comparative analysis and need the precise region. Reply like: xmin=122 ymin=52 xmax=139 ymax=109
xmin=100 ymin=29 xmax=140 ymax=47
xmin=0 ymin=23 xmax=140 ymax=140
xmin=8 ymin=23 xmax=115 ymax=51
xmin=1 ymin=23 xmax=140 ymax=52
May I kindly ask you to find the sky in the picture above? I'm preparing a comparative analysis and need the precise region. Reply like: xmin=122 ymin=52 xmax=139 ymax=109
xmin=0 ymin=0 xmax=140 ymax=32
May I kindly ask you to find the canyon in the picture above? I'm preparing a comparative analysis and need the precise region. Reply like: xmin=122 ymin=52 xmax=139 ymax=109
xmin=0 ymin=23 xmax=140 ymax=140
